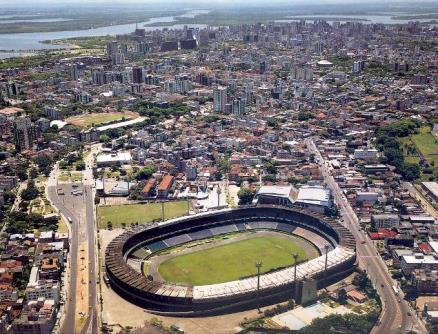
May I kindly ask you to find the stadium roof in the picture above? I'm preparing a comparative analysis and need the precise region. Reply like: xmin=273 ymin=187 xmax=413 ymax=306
xmin=296 ymin=186 xmax=331 ymax=208
xmin=422 ymin=181 xmax=438 ymax=199
xmin=257 ymin=185 xmax=294 ymax=198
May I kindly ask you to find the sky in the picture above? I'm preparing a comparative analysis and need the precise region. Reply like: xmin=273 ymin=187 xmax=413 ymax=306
xmin=0 ymin=0 xmax=434 ymax=4
xmin=0 ymin=0 xmax=436 ymax=10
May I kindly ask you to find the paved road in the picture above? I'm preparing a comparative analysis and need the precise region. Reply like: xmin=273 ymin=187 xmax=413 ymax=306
xmin=307 ymin=139 xmax=427 ymax=334
xmin=48 ymin=147 xmax=99 ymax=334
xmin=47 ymin=183 xmax=80 ymax=334
xmin=80 ymin=183 xmax=98 ymax=334
xmin=80 ymin=146 xmax=100 ymax=334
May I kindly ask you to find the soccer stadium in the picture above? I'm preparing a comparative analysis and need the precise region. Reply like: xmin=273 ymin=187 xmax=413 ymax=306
xmin=105 ymin=205 xmax=356 ymax=316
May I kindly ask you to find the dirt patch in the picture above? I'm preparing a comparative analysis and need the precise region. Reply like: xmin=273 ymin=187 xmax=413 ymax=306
xmin=75 ymin=242 xmax=89 ymax=333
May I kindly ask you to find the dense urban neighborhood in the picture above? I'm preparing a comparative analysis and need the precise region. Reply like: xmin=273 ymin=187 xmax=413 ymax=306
xmin=0 ymin=4 xmax=437 ymax=334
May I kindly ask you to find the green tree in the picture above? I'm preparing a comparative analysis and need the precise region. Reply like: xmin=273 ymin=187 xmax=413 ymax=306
xmin=99 ymin=134 xmax=111 ymax=143
xmin=338 ymin=288 xmax=348 ymax=304
xmin=237 ymin=187 xmax=256 ymax=205
xmin=298 ymin=112 xmax=313 ymax=121
xmin=16 ymin=165 xmax=28 ymax=181
xmin=135 ymin=165 xmax=157 ymax=180
xmin=29 ymin=167 xmax=38 ymax=179
xmin=265 ymin=161 xmax=277 ymax=174
xmin=75 ymin=160 xmax=86 ymax=171
xmin=21 ymin=180 xmax=39 ymax=201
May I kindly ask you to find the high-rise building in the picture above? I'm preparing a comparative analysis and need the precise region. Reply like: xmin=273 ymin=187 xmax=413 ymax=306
xmin=164 ymin=80 xmax=176 ymax=93
xmin=245 ymin=83 xmax=253 ymax=106
xmin=352 ymin=60 xmax=365 ymax=74
xmin=180 ymin=39 xmax=197 ymax=50
xmin=70 ymin=64 xmax=80 ymax=81
xmin=120 ymin=43 xmax=128 ymax=55
xmin=259 ymin=61 xmax=267 ymax=74
xmin=14 ymin=116 xmax=37 ymax=151
xmin=106 ymin=41 xmax=118 ymax=56
xmin=232 ymin=97 xmax=246 ymax=116
xmin=161 ymin=41 xmax=179 ymax=52
xmin=291 ymin=66 xmax=313 ymax=81
xmin=186 ymin=28 xmax=194 ymax=40
xmin=134 ymin=41 xmax=150 ymax=54
xmin=175 ymin=74 xmax=192 ymax=94
xmin=213 ymin=86 xmax=227 ymax=113
xmin=132 ymin=67 xmax=143 ymax=84
xmin=91 ymin=68 xmax=105 ymax=85
xmin=111 ymin=52 xmax=125 ymax=65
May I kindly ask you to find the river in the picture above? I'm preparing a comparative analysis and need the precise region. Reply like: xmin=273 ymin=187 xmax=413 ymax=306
xmin=0 ymin=9 xmax=209 ymax=57
xmin=0 ymin=10 xmax=434 ymax=58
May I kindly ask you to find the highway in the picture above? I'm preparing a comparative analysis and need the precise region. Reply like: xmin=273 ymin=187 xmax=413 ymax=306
xmin=80 ymin=183 xmax=98 ymax=334
xmin=307 ymin=139 xmax=427 ymax=334
xmin=47 ymin=146 xmax=99 ymax=334
xmin=47 ymin=182 xmax=80 ymax=334
xmin=80 ymin=146 xmax=99 ymax=334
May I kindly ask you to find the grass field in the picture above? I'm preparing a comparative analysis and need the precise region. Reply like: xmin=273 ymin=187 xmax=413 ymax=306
xmin=400 ymin=126 xmax=438 ymax=180
xmin=58 ymin=172 xmax=82 ymax=182
xmin=410 ymin=127 xmax=438 ymax=165
xmin=66 ymin=111 xmax=139 ymax=128
xmin=97 ymin=201 xmax=189 ymax=228
xmin=158 ymin=236 xmax=311 ymax=285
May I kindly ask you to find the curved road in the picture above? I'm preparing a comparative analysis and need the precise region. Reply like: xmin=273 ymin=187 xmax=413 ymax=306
xmin=307 ymin=139 xmax=427 ymax=334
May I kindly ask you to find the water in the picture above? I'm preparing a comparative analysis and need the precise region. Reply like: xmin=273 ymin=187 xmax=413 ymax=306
xmin=0 ymin=9 xmax=433 ymax=57
xmin=0 ymin=9 xmax=208 ymax=54
xmin=275 ymin=13 xmax=437 ymax=25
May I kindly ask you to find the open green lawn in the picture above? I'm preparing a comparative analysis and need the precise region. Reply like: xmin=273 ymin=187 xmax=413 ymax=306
xmin=411 ymin=126 xmax=438 ymax=165
xmin=66 ymin=111 xmax=138 ymax=128
xmin=400 ymin=126 xmax=438 ymax=180
xmin=58 ymin=172 xmax=82 ymax=182
xmin=158 ymin=236 xmax=312 ymax=285
xmin=97 ymin=201 xmax=189 ymax=228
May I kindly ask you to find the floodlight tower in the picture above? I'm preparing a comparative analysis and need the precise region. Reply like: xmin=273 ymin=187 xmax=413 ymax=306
xmin=256 ymin=261 xmax=263 ymax=312
xmin=216 ymin=185 xmax=222 ymax=208
xmin=293 ymin=253 xmax=299 ymax=299
xmin=324 ymin=245 xmax=330 ymax=276
xmin=161 ymin=201 xmax=165 ymax=222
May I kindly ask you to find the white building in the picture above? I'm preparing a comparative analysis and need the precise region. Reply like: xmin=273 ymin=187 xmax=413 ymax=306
xmin=295 ymin=185 xmax=332 ymax=214
xmin=26 ymin=280 xmax=60 ymax=304
xmin=254 ymin=185 xmax=294 ymax=206
xmin=400 ymin=254 xmax=438 ymax=275
xmin=356 ymin=191 xmax=379 ymax=204
xmin=213 ymin=86 xmax=227 ymax=113
xmin=96 ymin=152 xmax=132 ymax=167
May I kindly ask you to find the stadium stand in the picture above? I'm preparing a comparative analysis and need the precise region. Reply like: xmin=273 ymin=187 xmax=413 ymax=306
xmin=105 ymin=205 xmax=356 ymax=315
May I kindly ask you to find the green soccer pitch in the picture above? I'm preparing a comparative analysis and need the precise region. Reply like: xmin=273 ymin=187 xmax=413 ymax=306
xmin=157 ymin=236 xmax=317 ymax=286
